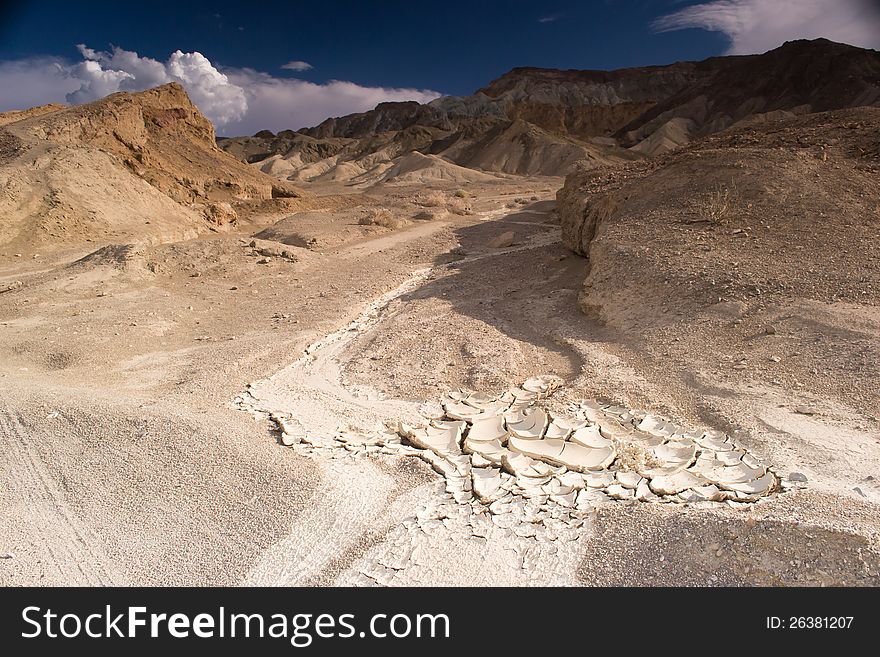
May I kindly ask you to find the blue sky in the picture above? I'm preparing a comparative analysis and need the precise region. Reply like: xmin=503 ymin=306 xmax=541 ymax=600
xmin=0 ymin=1 xmax=728 ymax=94
xmin=1 ymin=0 xmax=878 ymax=134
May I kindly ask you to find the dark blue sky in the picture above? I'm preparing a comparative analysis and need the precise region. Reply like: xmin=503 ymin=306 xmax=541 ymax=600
xmin=0 ymin=0 xmax=728 ymax=95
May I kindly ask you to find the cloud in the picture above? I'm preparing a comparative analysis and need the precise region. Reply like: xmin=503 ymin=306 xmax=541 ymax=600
xmin=538 ymin=14 xmax=561 ymax=23
xmin=63 ymin=44 xmax=247 ymax=126
xmin=0 ymin=57 xmax=82 ymax=110
xmin=281 ymin=60 xmax=313 ymax=72
xmin=0 ymin=45 xmax=442 ymax=135
xmin=652 ymin=0 xmax=880 ymax=54
xmin=222 ymin=68 xmax=441 ymax=135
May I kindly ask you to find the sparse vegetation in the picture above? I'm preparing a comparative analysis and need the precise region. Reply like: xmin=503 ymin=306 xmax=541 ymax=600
xmin=412 ymin=190 xmax=473 ymax=215
xmin=358 ymin=207 xmax=404 ymax=229
xmin=415 ymin=190 xmax=446 ymax=207
xmin=447 ymin=195 xmax=473 ymax=216
xmin=697 ymin=184 xmax=736 ymax=224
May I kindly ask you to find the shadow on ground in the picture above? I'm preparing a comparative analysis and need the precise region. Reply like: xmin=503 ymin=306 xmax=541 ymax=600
xmin=395 ymin=200 xmax=604 ymax=385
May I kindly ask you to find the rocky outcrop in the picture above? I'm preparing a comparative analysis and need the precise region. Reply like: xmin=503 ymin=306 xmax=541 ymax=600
xmin=217 ymin=131 xmax=355 ymax=165
xmin=558 ymin=107 xmax=880 ymax=328
xmin=19 ymin=83 xmax=304 ymax=205
xmin=557 ymin=169 xmax=622 ymax=258
xmin=219 ymin=39 xmax=880 ymax=182
xmin=616 ymin=39 xmax=880 ymax=149
xmin=475 ymin=62 xmax=713 ymax=139
xmin=455 ymin=119 xmax=640 ymax=177
xmin=0 ymin=84 xmax=309 ymax=252
xmin=301 ymin=101 xmax=452 ymax=139
xmin=0 ymin=103 xmax=67 ymax=128
xmin=235 ymin=39 xmax=880 ymax=164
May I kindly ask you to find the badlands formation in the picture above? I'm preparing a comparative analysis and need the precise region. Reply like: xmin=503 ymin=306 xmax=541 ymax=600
xmin=1 ymin=39 xmax=880 ymax=586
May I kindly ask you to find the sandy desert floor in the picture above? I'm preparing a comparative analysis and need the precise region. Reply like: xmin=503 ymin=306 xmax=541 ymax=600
xmin=1 ymin=179 xmax=879 ymax=586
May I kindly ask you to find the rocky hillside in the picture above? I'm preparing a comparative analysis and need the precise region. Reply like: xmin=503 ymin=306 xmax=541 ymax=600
xmin=0 ymin=84 xmax=307 ymax=254
xmin=616 ymin=38 xmax=880 ymax=153
xmin=473 ymin=61 xmax=713 ymax=139
xmin=219 ymin=39 xmax=880 ymax=183
xmin=557 ymin=106 xmax=880 ymax=411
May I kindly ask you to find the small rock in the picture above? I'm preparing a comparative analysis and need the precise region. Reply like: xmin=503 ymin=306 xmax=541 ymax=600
xmin=765 ymin=325 xmax=778 ymax=335
xmin=787 ymin=472 xmax=808 ymax=483
xmin=487 ymin=231 xmax=517 ymax=249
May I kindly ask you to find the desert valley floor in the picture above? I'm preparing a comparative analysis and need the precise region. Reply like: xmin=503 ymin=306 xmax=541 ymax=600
xmin=2 ymin=175 xmax=879 ymax=586
xmin=2 ymin=37 xmax=880 ymax=586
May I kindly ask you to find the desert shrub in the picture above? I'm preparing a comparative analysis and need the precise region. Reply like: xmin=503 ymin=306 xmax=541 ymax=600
xmin=358 ymin=207 xmax=403 ymax=229
xmin=415 ymin=190 xmax=446 ymax=207
xmin=447 ymin=196 xmax=473 ymax=216
xmin=697 ymin=184 xmax=736 ymax=224
xmin=413 ymin=190 xmax=473 ymax=215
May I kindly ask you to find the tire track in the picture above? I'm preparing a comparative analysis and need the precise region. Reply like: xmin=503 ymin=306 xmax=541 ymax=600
xmin=0 ymin=401 xmax=116 ymax=585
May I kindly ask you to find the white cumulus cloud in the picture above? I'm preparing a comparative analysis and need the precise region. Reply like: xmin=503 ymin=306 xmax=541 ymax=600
xmin=222 ymin=68 xmax=440 ymax=135
xmin=64 ymin=44 xmax=248 ymax=126
xmin=281 ymin=60 xmax=313 ymax=72
xmin=0 ymin=45 xmax=442 ymax=135
xmin=652 ymin=0 xmax=880 ymax=54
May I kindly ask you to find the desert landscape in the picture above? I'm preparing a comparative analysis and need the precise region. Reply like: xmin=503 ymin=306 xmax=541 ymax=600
xmin=1 ymin=36 xmax=879 ymax=587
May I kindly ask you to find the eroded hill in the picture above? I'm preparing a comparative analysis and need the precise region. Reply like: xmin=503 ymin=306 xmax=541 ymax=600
xmin=558 ymin=106 xmax=880 ymax=416
xmin=0 ymin=83 xmax=310 ymax=256
xmin=219 ymin=39 xmax=880 ymax=183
